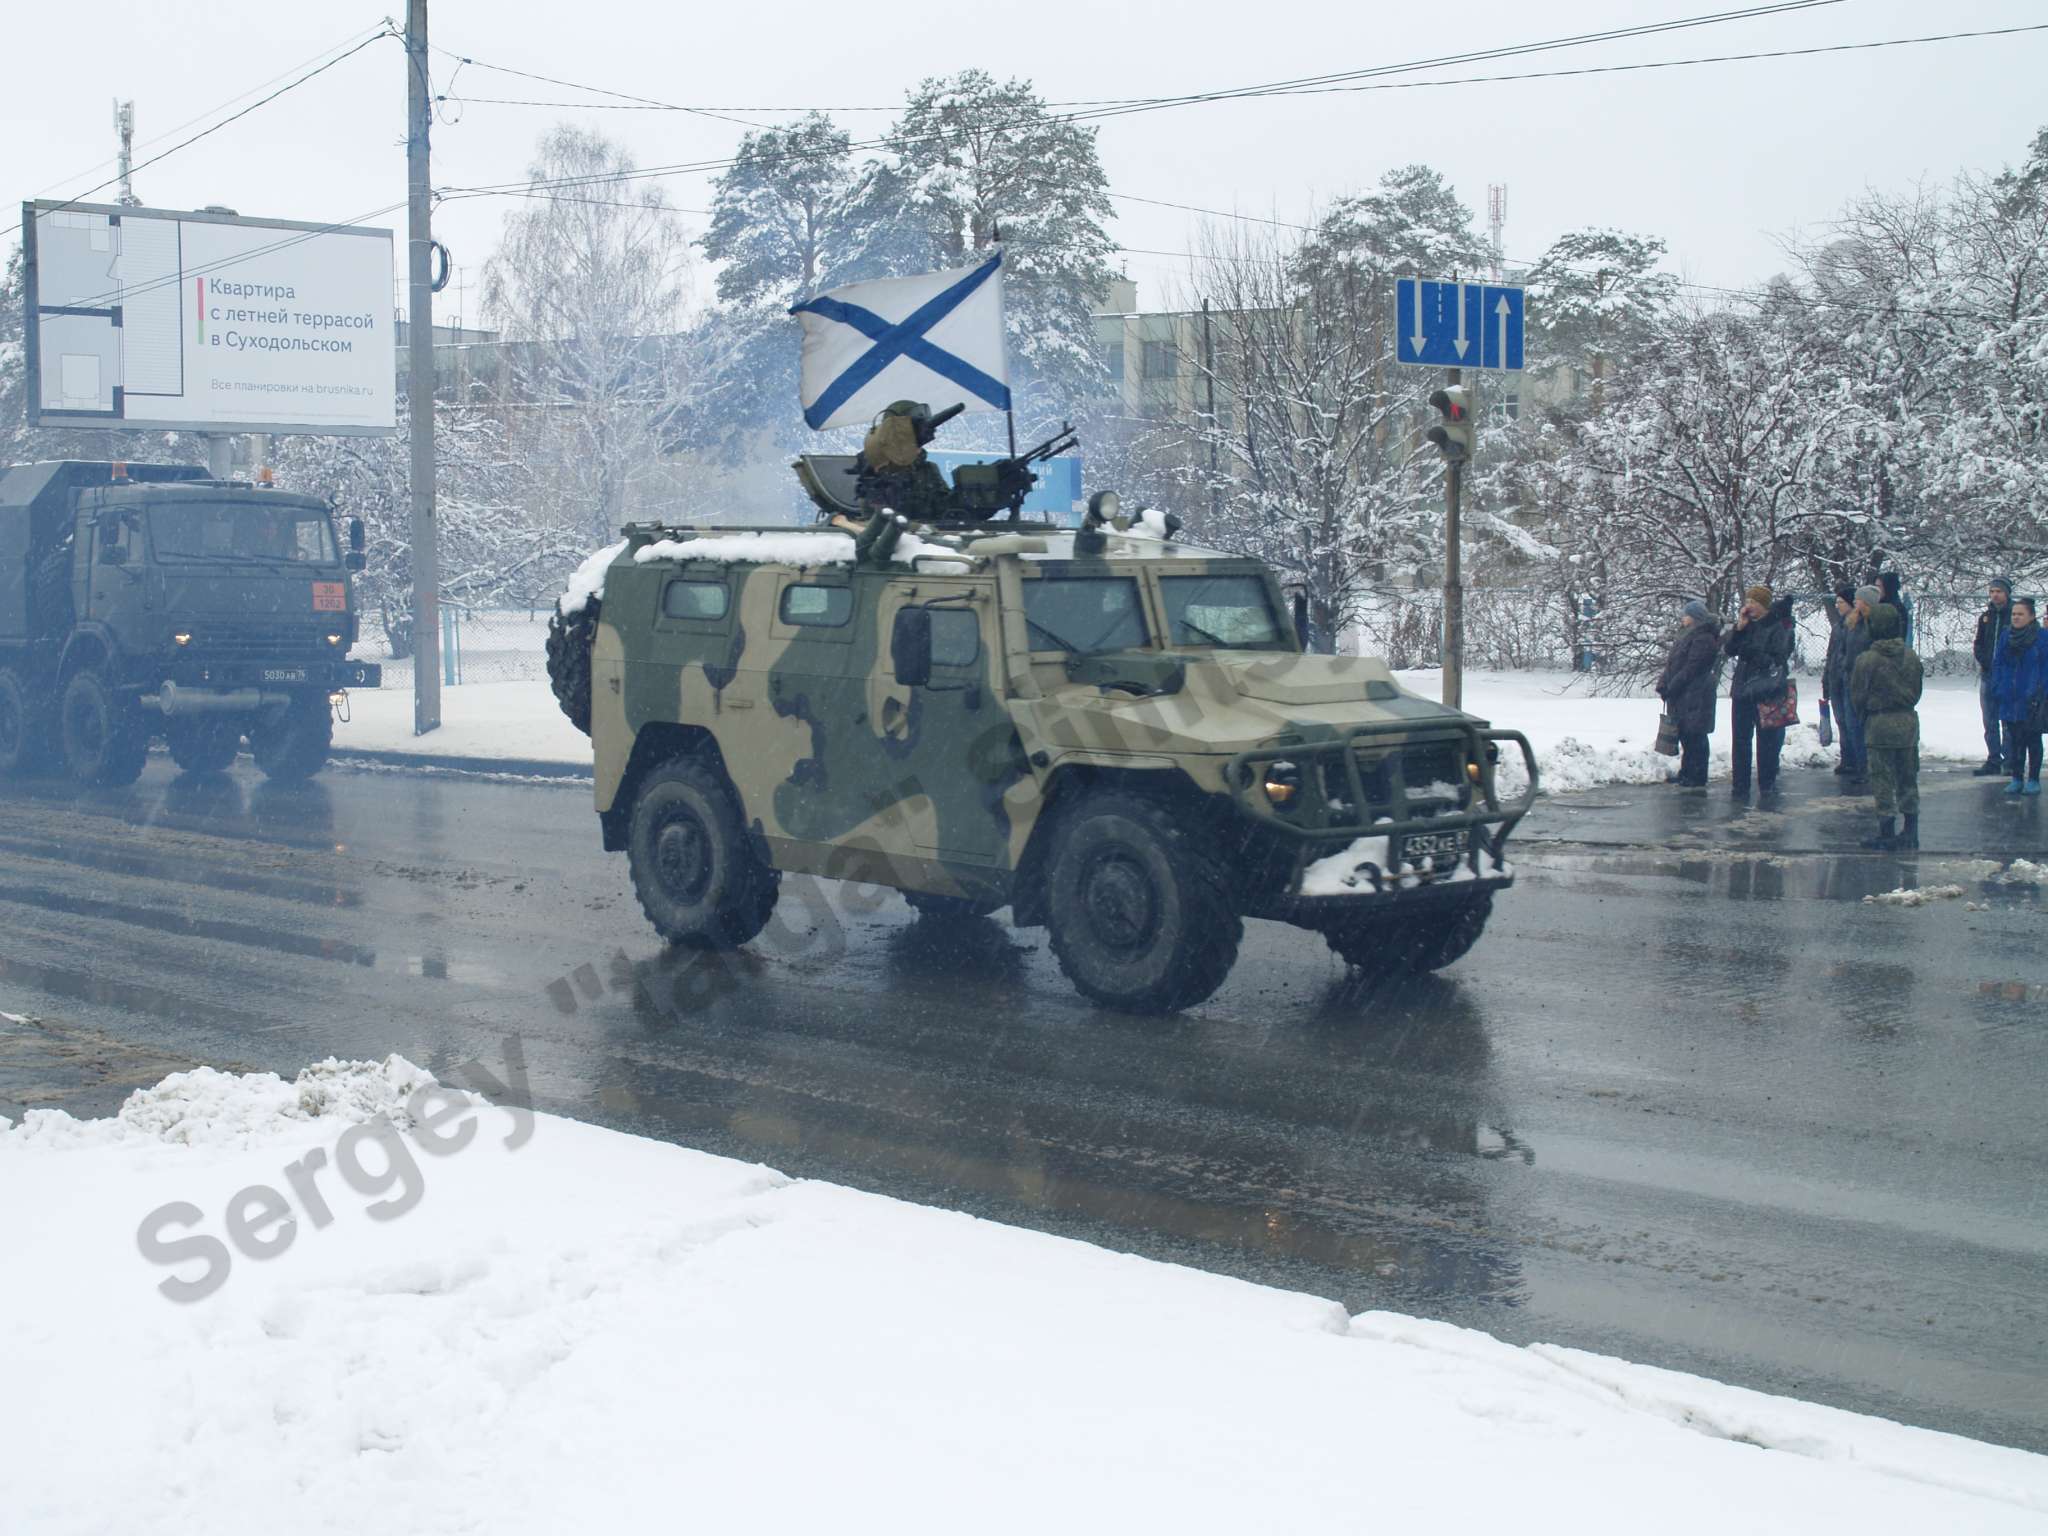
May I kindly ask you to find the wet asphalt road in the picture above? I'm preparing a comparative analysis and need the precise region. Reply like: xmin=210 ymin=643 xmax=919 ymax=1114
xmin=1 ymin=758 xmax=2044 ymax=1451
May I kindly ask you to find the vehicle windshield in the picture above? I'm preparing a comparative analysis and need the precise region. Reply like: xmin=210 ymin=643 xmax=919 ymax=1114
xmin=1159 ymin=574 xmax=1289 ymax=650
xmin=1023 ymin=576 xmax=1149 ymax=654
xmin=148 ymin=501 xmax=337 ymax=564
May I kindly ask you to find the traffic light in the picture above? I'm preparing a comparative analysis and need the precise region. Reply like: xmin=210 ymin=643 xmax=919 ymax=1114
xmin=1426 ymin=386 xmax=1474 ymax=463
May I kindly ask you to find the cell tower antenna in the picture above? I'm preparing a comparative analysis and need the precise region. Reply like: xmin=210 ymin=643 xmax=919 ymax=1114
xmin=113 ymin=99 xmax=139 ymax=207
xmin=1486 ymin=184 xmax=1506 ymax=281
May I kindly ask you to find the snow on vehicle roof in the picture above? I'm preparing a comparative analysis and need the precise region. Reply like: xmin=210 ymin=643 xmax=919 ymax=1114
xmin=621 ymin=524 xmax=1238 ymax=566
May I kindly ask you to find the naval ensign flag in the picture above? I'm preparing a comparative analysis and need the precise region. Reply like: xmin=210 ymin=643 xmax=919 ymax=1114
xmin=790 ymin=252 xmax=1010 ymax=432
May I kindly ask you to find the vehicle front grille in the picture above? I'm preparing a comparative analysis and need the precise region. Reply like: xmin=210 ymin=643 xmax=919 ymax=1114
xmin=191 ymin=623 xmax=335 ymax=656
xmin=1324 ymin=737 xmax=1471 ymax=815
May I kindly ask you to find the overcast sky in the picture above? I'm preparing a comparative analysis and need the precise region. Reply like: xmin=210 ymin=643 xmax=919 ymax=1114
xmin=5 ymin=0 xmax=2045 ymax=325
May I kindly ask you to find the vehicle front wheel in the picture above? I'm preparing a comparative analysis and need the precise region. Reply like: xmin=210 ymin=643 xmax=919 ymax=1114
xmin=251 ymin=695 xmax=332 ymax=781
xmin=627 ymin=754 xmax=780 ymax=948
xmin=0 ymin=667 xmax=55 ymax=777
xmin=167 ymin=719 xmax=242 ymax=774
xmin=1325 ymin=893 xmax=1494 ymax=976
xmin=59 ymin=668 xmax=149 ymax=787
xmin=1043 ymin=792 xmax=1242 ymax=1013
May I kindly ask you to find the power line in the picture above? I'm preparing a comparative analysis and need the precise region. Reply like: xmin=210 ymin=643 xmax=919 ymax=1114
xmin=6 ymin=29 xmax=399 ymax=247
xmin=436 ymin=2 xmax=1850 ymax=201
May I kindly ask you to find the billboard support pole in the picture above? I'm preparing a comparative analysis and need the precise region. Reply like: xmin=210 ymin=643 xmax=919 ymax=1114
xmin=204 ymin=434 xmax=233 ymax=481
xmin=405 ymin=0 xmax=441 ymax=734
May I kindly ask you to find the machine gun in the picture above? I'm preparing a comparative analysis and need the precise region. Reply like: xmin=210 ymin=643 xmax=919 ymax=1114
xmin=948 ymin=422 xmax=1080 ymax=520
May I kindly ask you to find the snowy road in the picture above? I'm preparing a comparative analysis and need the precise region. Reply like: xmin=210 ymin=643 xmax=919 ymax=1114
xmin=1 ymin=758 xmax=2044 ymax=1451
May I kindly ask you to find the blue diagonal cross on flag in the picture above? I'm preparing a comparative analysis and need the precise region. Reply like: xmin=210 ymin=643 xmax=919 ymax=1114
xmin=790 ymin=252 xmax=1011 ymax=431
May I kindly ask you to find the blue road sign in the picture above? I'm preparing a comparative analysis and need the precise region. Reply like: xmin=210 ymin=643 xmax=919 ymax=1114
xmin=1396 ymin=278 xmax=1525 ymax=371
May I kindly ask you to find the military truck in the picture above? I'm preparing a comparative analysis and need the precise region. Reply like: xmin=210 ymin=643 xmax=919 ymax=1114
xmin=0 ymin=461 xmax=380 ymax=786
xmin=547 ymin=452 xmax=1537 ymax=1012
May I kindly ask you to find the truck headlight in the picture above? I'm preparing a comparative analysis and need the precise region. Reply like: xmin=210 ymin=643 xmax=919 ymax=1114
xmin=172 ymin=632 xmax=192 ymax=646
xmin=325 ymin=632 xmax=344 ymax=646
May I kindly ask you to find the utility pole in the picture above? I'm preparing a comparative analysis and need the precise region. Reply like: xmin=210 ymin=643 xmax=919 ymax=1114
xmin=406 ymin=0 xmax=442 ymax=734
xmin=112 ymin=100 xmax=139 ymax=207
xmin=1200 ymin=298 xmax=1219 ymax=526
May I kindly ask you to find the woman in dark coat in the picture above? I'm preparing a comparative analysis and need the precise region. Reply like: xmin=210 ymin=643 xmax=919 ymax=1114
xmin=1657 ymin=599 xmax=1721 ymax=787
xmin=1722 ymin=584 xmax=1796 ymax=797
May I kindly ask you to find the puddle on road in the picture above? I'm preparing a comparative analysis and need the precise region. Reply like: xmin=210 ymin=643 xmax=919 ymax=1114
xmin=1520 ymin=847 xmax=2048 ymax=907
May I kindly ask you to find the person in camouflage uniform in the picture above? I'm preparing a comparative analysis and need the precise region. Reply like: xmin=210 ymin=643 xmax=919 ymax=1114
xmin=1850 ymin=602 xmax=1924 ymax=850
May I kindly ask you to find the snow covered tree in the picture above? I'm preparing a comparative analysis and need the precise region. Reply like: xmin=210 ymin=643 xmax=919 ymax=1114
xmin=483 ymin=126 xmax=702 ymax=545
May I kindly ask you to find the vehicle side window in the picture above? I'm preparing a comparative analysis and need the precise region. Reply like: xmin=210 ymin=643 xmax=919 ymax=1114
xmin=662 ymin=579 xmax=729 ymax=621
xmin=780 ymin=583 xmax=852 ymax=627
xmin=930 ymin=608 xmax=979 ymax=667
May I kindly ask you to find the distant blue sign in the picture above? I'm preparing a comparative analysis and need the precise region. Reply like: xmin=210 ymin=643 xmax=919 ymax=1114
xmin=928 ymin=450 xmax=1085 ymax=525
xmin=1395 ymin=278 xmax=1525 ymax=371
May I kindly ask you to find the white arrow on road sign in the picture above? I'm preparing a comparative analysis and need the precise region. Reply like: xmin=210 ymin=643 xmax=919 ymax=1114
xmin=1408 ymin=277 xmax=1427 ymax=358
xmin=1454 ymin=281 xmax=1470 ymax=359
xmin=1495 ymin=295 xmax=1511 ymax=372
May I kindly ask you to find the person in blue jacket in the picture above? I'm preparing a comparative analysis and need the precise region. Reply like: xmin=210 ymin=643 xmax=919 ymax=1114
xmin=1991 ymin=595 xmax=2048 ymax=794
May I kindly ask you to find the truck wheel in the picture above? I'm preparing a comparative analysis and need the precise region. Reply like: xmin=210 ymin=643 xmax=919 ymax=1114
xmin=59 ymin=669 xmax=150 ymax=787
xmin=167 ymin=720 xmax=241 ymax=774
xmin=1043 ymin=792 xmax=1241 ymax=1013
xmin=1325 ymin=894 xmax=1494 ymax=976
xmin=902 ymin=889 xmax=1003 ymax=921
xmin=251 ymin=695 xmax=332 ymax=781
xmin=546 ymin=602 xmax=598 ymax=735
xmin=0 ymin=667 xmax=54 ymax=777
xmin=627 ymin=754 xmax=780 ymax=948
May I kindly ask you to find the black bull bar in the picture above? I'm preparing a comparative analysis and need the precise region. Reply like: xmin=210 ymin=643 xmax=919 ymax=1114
xmin=1224 ymin=721 xmax=1540 ymax=872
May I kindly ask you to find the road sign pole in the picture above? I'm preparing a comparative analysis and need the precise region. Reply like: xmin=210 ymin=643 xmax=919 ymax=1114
xmin=405 ymin=0 xmax=441 ymax=735
xmin=1442 ymin=366 xmax=1465 ymax=712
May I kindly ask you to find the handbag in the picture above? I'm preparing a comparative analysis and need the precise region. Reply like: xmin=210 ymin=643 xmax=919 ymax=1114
xmin=1654 ymin=712 xmax=1681 ymax=756
xmin=1757 ymin=678 xmax=1800 ymax=731
xmin=1817 ymin=697 xmax=1834 ymax=748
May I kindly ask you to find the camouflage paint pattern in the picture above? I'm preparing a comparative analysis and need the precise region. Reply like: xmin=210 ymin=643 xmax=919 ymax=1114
xmin=591 ymin=526 xmax=1515 ymax=904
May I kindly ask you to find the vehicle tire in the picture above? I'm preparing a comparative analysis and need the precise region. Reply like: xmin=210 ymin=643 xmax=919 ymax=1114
xmin=58 ymin=668 xmax=149 ymax=787
xmin=627 ymin=753 xmax=780 ymax=948
xmin=546 ymin=601 xmax=598 ymax=736
xmin=1043 ymin=791 xmax=1242 ymax=1013
xmin=902 ymin=889 xmax=1003 ymax=921
xmin=0 ymin=667 xmax=55 ymax=777
xmin=166 ymin=719 xmax=242 ymax=774
xmin=1325 ymin=893 xmax=1494 ymax=976
xmin=251 ymin=695 xmax=332 ymax=781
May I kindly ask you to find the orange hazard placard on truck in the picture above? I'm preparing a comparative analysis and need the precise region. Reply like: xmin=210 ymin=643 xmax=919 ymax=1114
xmin=312 ymin=582 xmax=347 ymax=612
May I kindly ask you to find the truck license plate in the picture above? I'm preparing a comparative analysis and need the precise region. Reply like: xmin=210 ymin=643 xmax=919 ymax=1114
xmin=262 ymin=668 xmax=307 ymax=683
xmin=1400 ymin=829 xmax=1468 ymax=864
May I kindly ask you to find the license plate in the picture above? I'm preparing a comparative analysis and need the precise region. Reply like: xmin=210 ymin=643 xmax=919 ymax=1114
xmin=262 ymin=668 xmax=307 ymax=683
xmin=312 ymin=582 xmax=347 ymax=612
xmin=1399 ymin=829 xmax=1468 ymax=864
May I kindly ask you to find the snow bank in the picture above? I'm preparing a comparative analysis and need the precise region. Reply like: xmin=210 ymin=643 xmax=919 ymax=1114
xmin=556 ymin=540 xmax=626 ymax=617
xmin=1865 ymin=884 xmax=1967 ymax=907
xmin=6 ymin=1060 xmax=2044 ymax=1535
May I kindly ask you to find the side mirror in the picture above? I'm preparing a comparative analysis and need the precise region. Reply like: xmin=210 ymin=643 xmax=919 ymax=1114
xmin=891 ymin=607 xmax=933 ymax=689
xmin=348 ymin=518 xmax=365 ymax=553
xmin=345 ymin=551 xmax=367 ymax=573
xmin=1291 ymin=591 xmax=1310 ymax=651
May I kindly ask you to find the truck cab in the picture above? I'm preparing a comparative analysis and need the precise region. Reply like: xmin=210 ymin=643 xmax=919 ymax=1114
xmin=0 ymin=461 xmax=380 ymax=786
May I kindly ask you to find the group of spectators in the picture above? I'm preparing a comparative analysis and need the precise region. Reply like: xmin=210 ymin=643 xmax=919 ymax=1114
xmin=1654 ymin=571 xmax=2048 ymax=851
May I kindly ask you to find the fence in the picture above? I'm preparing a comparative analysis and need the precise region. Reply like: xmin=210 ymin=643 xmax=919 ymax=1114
xmin=363 ymin=607 xmax=553 ymax=688
xmin=1348 ymin=587 xmax=2013 ymax=678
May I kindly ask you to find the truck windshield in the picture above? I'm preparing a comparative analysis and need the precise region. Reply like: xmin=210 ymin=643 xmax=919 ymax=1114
xmin=148 ymin=502 xmax=337 ymax=564
xmin=1023 ymin=576 xmax=1148 ymax=654
xmin=1159 ymin=574 xmax=1288 ymax=650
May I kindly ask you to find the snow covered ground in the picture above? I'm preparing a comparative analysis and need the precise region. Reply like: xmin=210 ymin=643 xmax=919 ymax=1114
xmin=4 ymin=1056 xmax=2044 ymax=1535
xmin=334 ymin=667 xmax=1992 ymax=792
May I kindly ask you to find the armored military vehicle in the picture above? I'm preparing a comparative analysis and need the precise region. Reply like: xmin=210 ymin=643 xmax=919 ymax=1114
xmin=546 ymin=417 xmax=1536 ymax=1012
xmin=0 ymin=461 xmax=380 ymax=786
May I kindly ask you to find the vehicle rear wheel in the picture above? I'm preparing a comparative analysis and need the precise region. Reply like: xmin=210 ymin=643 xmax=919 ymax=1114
xmin=251 ymin=695 xmax=332 ymax=781
xmin=0 ymin=667 xmax=55 ymax=777
xmin=627 ymin=754 xmax=780 ymax=948
xmin=1043 ymin=792 xmax=1241 ymax=1013
xmin=59 ymin=668 xmax=149 ymax=787
xmin=1325 ymin=893 xmax=1494 ymax=976
xmin=166 ymin=719 xmax=242 ymax=774
xmin=901 ymin=889 xmax=1003 ymax=921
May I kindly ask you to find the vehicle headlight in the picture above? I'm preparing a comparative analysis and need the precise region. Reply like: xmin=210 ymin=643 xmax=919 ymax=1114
xmin=1263 ymin=759 xmax=1300 ymax=805
xmin=172 ymin=631 xmax=192 ymax=646
xmin=325 ymin=632 xmax=344 ymax=646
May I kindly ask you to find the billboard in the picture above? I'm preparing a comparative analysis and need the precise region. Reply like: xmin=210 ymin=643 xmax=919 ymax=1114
xmin=22 ymin=200 xmax=396 ymax=436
